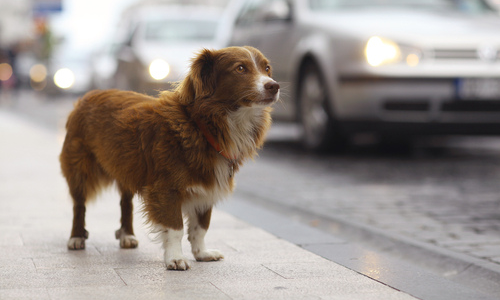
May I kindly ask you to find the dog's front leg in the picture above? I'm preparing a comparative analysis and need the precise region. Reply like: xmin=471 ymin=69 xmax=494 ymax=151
xmin=160 ymin=227 xmax=190 ymax=270
xmin=187 ymin=207 xmax=224 ymax=262
xmin=147 ymin=196 xmax=190 ymax=270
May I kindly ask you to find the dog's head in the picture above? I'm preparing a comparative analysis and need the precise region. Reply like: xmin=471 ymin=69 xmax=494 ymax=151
xmin=177 ymin=46 xmax=279 ymax=112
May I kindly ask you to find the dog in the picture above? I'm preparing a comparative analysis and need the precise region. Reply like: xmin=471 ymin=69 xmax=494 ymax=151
xmin=59 ymin=46 xmax=279 ymax=270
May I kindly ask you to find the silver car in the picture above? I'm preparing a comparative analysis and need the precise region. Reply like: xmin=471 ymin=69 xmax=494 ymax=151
xmin=229 ymin=0 xmax=500 ymax=150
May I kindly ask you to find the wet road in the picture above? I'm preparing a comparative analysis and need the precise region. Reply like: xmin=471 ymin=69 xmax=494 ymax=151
xmin=238 ymin=126 xmax=500 ymax=265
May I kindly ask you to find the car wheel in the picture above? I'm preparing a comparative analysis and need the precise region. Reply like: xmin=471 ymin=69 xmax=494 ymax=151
xmin=299 ymin=62 xmax=345 ymax=151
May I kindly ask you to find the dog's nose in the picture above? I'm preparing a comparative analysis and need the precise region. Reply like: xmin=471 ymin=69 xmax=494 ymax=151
xmin=264 ymin=81 xmax=280 ymax=95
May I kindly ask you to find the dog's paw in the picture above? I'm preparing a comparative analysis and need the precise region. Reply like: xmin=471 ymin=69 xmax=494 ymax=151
xmin=67 ymin=237 xmax=86 ymax=250
xmin=165 ymin=257 xmax=191 ymax=271
xmin=194 ymin=249 xmax=224 ymax=262
xmin=115 ymin=228 xmax=138 ymax=249
xmin=119 ymin=235 xmax=139 ymax=248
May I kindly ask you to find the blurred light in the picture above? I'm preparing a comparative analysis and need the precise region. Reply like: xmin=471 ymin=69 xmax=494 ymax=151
xmin=30 ymin=79 xmax=47 ymax=91
xmin=30 ymin=64 xmax=47 ymax=83
xmin=54 ymin=68 xmax=75 ymax=89
xmin=149 ymin=59 xmax=170 ymax=80
xmin=0 ymin=63 xmax=13 ymax=81
xmin=365 ymin=36 xmax=401 ymax=67
xmin=406 ymin=53 xmax=420 ymax=67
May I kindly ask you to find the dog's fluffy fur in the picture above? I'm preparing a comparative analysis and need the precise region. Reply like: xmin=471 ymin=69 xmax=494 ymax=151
xmin=59 ymin=46 xmax=279 ymax=270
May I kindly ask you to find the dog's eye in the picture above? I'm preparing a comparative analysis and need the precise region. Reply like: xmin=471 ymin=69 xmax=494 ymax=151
xmin=265 ymin=66 xmax=271 ymax=73
xmin=236 ymin=65 xmax=246 ymax=73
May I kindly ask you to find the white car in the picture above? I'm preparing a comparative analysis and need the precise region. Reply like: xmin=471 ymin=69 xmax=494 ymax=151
xmin=28 ymin=45 xmax=92 ymax=95
xmin=229 ymin=0 xmax=500 ymax=150
xmin=113 ymin=5 xmax=227 ymax=94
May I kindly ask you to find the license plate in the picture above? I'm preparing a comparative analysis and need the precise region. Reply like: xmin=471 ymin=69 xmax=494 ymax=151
xmin=456 ymin=78 xmax=500 ymax=100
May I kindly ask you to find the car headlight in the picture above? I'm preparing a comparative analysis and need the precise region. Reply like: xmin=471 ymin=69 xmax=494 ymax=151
xmin=30 ymin=64 xmax=47 ymax=83
xmin=149 ymin=59 xmax=170 ymax=80
xmin=54 ymin=68 xmax=75 ymax=89
xmin=365 ymin=36 xmax=401 ymax=67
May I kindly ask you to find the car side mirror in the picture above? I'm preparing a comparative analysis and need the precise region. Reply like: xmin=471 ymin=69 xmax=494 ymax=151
xmin=262 ymin=1 xmax=292 ymax=22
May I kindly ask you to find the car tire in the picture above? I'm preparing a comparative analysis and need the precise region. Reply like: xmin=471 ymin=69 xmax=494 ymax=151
xmin=298 ymin=62 xmax=346 ymax=152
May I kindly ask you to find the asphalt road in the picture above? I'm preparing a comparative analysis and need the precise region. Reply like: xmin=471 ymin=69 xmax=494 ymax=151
xmin=240 ymin=126 xmax=500 ymax=265
xmin=3 ymin=89 xmax=500 ymax=297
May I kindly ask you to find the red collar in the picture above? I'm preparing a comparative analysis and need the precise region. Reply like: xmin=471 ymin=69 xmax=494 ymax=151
xmin=195 ymin=120 xmax=237 ymax=161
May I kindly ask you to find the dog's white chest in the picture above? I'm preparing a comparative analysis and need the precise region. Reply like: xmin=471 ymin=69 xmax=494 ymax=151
xmin=184 ymin=158 xmax=233 ymax=211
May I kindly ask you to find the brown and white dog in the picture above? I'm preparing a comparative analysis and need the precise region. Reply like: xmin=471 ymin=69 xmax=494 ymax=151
xmin=59 ymin=46 xmax=279 ymax=270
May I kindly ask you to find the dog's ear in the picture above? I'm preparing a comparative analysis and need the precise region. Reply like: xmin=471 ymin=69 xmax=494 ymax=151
xmin=192 ymin=49 xmax=217 ymax=98
xmin=177 ymin=49 xmax=217 ymax=104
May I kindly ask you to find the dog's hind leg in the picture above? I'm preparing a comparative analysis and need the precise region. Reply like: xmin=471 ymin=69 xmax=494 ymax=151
xmin=115 ymin=186 xmax=138 ymax=248
xmin=61 ymin=138 xmax=109 ymax=250
xmin=67 ymin=188 xmax=89 ymax=250
xmin=61 ymin=150 xmax=91 ymax=250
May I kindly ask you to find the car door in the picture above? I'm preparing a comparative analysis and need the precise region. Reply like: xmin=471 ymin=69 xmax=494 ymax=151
xmin=114 ymin=24 xmax=141 ymax=90
xmin=230 ymin=0 xmax=266 ymax=48
xmin=252 ymin=0 xmax=297 ymax=120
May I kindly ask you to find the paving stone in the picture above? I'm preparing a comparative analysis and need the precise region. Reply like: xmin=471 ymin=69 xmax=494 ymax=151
xmin=490 ymin=256 xmax=500 ymax=264
xmin=211 ymin=276 xmax=416 ymax=300
xmin=0 ymin=232 xmax=23 ymax=246
xmin=0 ymin=288 xmax=51 ymax=300
xmin=466 ymin=243 xmax=500 ymax=259
xmin=262 ymin=261 xmax=361 ymax=279
xmin=47 ymin=284 xmax=231 ymax=300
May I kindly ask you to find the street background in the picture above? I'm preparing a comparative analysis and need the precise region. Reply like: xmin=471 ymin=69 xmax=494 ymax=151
xmin=2 ymin=0 xmax=500 ymax=299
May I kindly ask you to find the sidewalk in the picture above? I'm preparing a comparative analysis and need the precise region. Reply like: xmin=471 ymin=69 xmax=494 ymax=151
xmin=0 ymin=110 xmax=417 ymax=300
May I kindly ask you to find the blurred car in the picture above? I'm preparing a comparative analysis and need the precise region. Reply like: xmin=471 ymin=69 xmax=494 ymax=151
xmin=48 ymin=47 xmax=93 ymax=94
xmin=229 ymin=0 xmax=500 ymax=150
xmin=24 ymin=44 xmax=92 ymax=95
xmin=89 ymin=42 xmax=119 ymax=90
xmin=112 ymin=5 xmax=227 ymax=94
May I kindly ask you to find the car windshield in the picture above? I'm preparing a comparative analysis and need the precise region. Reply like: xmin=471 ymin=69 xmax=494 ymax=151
xmin=309 ymin=0 xmax=495 ymax=14
xmin=145 ymin=20 xmax=218 ymax=42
